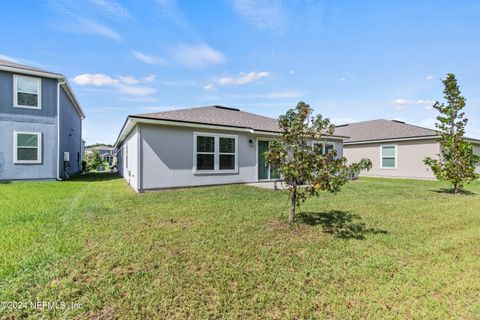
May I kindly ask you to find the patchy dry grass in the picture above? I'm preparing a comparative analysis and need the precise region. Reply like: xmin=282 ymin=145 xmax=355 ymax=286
xmin=1 ymin=174 xmax=480 ymax=319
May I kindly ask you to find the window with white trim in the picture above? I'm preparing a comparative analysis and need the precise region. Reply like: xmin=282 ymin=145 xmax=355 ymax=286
xmin=14 ymin=75 xmax=41 ymax=109
xmin=313 ymin=142 xmax=335 ymax=155
xmin=194 ymin=133 xmax=238 ymax=173
xmin=14 ymin=131 xmax=42 ymax=163
xmin=381 ymin=145 xmax=397 ymax=169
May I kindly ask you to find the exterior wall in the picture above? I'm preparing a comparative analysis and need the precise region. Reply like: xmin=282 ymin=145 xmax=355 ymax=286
xmin=132 ymin=123 xmax=343 ymax=191
xmin=140 ymin=124 xmax=258 ymax=190
xmin=59 ymin=86 xmax=82 ymax=176
xmin=0 ymin=119 xmax=57 ymax=180
xmin=119 ymin=127 xmax=139 ymax=191
xmin=343 ymin=139 xmax=440 ymax=179
xmin=0 ymin=71 xmax=58 ymax=180
xmin=0 ymin=71 xmax=57 ymax=117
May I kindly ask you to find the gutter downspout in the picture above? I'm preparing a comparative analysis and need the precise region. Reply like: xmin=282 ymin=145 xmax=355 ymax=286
xmin=57 ymin=79 xmax=65 ymax=181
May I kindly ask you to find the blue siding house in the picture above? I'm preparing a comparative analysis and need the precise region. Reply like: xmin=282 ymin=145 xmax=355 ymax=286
xmin=0 ymin=59 xmax=85 ymax=181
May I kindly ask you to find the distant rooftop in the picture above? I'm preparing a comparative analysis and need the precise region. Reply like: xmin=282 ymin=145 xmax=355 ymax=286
xmin=334 ymin=119 xmax=438 ymax=143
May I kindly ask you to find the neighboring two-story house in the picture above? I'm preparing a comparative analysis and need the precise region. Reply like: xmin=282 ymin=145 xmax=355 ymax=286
xmin=0 ymin=59 xmax=85 ymax=181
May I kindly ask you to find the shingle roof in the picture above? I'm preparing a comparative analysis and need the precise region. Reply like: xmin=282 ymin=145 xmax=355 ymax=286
xmin=0 ymin=58 xmax=62 ymax=77
xmin=135 ymin=106 xmax=281 ymax=132
xmin=334 ymin=119 xmax=438 ymax=143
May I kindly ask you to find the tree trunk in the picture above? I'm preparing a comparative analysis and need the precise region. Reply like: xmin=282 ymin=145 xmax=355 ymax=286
xmin=289 ymin=184 xmax=296 ymax=226
xmin=453 ymin=183 xmax=459 ymax=194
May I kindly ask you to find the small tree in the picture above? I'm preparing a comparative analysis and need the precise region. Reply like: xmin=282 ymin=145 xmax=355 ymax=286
xmin=266 ymin=102 xmax=372 ymax=225
xmin=424 ymin=74 xmax=480 ymax=194
xmin=86 ymin=149 xmax=104 ymax=171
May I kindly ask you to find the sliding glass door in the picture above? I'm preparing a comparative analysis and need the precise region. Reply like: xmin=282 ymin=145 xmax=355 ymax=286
xmin=258 ymin=140 xmax=280 ymax=180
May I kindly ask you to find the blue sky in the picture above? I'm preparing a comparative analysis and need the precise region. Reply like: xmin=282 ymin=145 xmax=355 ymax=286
xmin=1 ymin=0 xmax=480 ymax=144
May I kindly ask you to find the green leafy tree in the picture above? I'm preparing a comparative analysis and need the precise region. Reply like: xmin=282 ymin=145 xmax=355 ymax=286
xmin=424 ymin=74 xmax=479 ymax=193
xmin=86 ymin=149 xmax=104 ymax=171
xmin=266 ymin=102 xmax=372 ymax=225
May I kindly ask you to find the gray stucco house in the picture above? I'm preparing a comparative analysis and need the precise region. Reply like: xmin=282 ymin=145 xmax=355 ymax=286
xmin=335 ymin=119 xmax=480 ymax=179
xmin=0 ymin=59 xmax=85 ymax=181
xmin=115 ymin=106 xmax=346 ymax=192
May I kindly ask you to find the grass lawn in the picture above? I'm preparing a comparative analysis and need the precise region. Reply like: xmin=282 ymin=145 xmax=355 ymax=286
xmin=1 ymin=174 xmax=480 ymax=319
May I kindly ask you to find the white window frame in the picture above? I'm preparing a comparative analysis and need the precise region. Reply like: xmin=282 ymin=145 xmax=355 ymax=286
xmin=13 ymin=75 xmax=42 ymax=110
xmin=193 ymin=132 xmax=238 ymax=174
xmin=313 ymin=142 xmax=336 ymax=155
xmin=13 ymin=131 xmax=42 ymax=164
xmin=380 ymin=145 xmax=397 ymax=169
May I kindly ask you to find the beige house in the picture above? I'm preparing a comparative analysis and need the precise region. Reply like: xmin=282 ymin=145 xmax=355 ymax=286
xmin=335 ymin=119 xmax=480 ymax=179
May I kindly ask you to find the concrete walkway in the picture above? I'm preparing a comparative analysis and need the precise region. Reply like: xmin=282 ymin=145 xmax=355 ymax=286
xmin=246 ymin=181 xmax=289 ymax=190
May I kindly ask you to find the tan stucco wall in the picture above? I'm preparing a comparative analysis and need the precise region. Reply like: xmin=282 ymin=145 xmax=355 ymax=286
xmin=344 ymin=139 xmax=440 ymax=179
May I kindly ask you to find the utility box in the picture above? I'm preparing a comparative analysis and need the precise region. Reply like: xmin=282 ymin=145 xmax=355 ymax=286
xmin=64 ymin=152 xmax=70 ymax=162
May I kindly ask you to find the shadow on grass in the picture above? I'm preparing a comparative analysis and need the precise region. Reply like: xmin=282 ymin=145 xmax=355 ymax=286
xmin=430 ymin=188 xmax=477 ymax=196
xmin=296 ymin=210 xmax=388 ymax=240
xmin=70 ymin=172 xmax=122 ymax=182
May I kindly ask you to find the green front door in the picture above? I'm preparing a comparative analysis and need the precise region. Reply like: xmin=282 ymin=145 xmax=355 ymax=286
xmin=258 ymin=140 xmax=280 ymax=180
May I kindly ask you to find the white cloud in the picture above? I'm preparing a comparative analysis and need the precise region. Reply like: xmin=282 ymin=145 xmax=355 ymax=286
xmin=170 ymin=43 xmax=226 ymax=68
xmin=0 ymin=54 xmax=20 ymax=63
xmin=203 ymin=83 xmax=217 ymax=91
xmin=425 ymin=74 xmax=435 ymax=81
xmin=116 ymin=84 xmax=157 ymax=96
xmin=231 ymin=0 xmax=287 ymax=33
xmin=143 ymin=74 xmax=156 ymax=82
xmin=73 ymin=73 xmax=156 ymax=96
xmin=218 ymin=71 xmax=270 ymax=86
xmin=416 ymin=99 xmax=436 ymax=107
xmin=132 ymin=51 xmax=168 ymax=65
xmin=74 ymin=73 xmax=119 ymax=86
xmin=392 ymin=98 xmax=436 ymax=110
xmin=118 ymin=76 xmax=139 ymax=85
xmin=204 ymin=71 xmax=270 ymax=91
xmin=392 ymin=99 xmax=410 ymax=106
xmin=289 ymin=70 xmax=295 ymax=75
xmin=90 ymin=0 xmax=131 ymax=18
xmin=77 ymin=18 xmax=121 ymax=40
